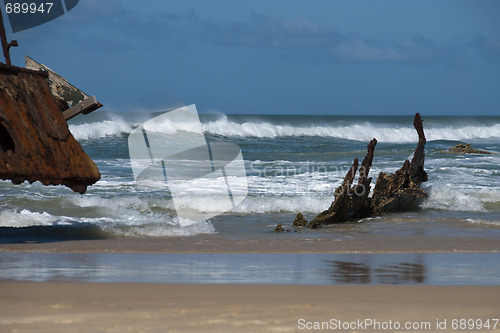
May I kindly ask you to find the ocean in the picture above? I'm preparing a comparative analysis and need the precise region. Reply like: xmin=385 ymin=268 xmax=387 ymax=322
xmin=0 ymin=111 xmax=499 ymax=242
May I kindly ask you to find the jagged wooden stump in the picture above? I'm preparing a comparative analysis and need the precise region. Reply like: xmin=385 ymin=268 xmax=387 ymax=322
xmin=292 ymin=113 xmax=428 ymax=229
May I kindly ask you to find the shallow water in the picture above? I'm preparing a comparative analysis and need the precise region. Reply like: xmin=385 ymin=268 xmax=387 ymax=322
xmin=0 ymin=252 xmax=498 ymax=285
xmin=1 ymin=112 xmax=499 ymax=239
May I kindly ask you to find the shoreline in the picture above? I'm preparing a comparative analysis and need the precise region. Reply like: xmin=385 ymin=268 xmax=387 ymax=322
xmin=1 ymin=234 xmax=499 ymax=253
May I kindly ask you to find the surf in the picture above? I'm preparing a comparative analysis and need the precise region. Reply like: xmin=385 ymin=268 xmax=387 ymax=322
xmin=69 ymin=113 xmax=500 ymax=143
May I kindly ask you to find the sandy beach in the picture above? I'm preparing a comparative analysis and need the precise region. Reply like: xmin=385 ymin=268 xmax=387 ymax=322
xmin=1 ymin=1 xmax=499 ymax=332
xmin=1 ymin=222 xmax=499 ymax=332
xmin=1 ymin=283 xmax=499 ymax=333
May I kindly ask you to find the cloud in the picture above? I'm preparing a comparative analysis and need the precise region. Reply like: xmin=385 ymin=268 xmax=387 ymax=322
xmin=35 ymin=3 xmax=499 ymax=66
xmin=55 ymin=0 xmax=196 ymax=51
xmin=69 ymin=31 xmax=133 ymax=52
xmin=470 ymin=37 xmax=500 ymax=62
xmin=192 ymin=11 xmax=489 ymax=67
xmin=330 ymin=35 xmax=472 ymax=66
xmin=333 ymin=39 xmax=408 ymax=62
xmin=59 ymin=0 xmax=128 ymax=24
xmin=202 ymin=11 xmax=340 ymax=49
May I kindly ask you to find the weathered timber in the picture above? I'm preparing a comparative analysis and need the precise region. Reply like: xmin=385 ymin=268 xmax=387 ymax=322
xmin=290 ymin=113 xmax=428 ymax=229
xmin=0 ymin=63 xmax=100 ymax=193
xmin=371 ymin=160 xmax=428 ymax=215
xmin=25 ymin=56 xmax=103 ymax=120
xmin=307 ymin=139 xmax=377 ymax=228
xmin=306 ymin=159 xmax=358 ymax=228
xmin=63 ymin=95 xmax=103 ymax=121
xmin=371 ymin=113 xmax=428 ymax=215
xmin=409 ymin=113 xmax=428 ymax=186
xmin=0 ymin=62 xmax=48 ymax=77
xmin=351 ymin=138 xmax=377 ymax=218
xmin=25 ymin=55 xmax=88 ymax=108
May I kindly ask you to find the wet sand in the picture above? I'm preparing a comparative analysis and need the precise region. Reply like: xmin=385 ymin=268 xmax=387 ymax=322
xmin=1 ymin=283 xmax=499 ymax=333
xmin=1 ymin=233 xmax=500 ymax=253
xmin=1 ymin=230 xmax=499 ymax=332
xmin=1 ymin=252 xmax=499 ymax=285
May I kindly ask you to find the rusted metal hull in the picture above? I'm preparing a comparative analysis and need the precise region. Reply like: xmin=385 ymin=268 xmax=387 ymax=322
xmin=0 ymin=63 xmax=100 ymax=193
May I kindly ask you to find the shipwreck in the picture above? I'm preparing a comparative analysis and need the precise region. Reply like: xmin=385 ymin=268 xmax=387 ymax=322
xmin=0 ymin=11 xmax=101 ymax=194
xmin=284 ymin=113 xmax=428 ymax=230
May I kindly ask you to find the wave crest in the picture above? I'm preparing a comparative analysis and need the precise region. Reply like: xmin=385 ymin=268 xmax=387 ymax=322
xmin=69 ymin=114 xmax=500 ymax=143
xmin=69 ymin=119 xmax=133 ymax=140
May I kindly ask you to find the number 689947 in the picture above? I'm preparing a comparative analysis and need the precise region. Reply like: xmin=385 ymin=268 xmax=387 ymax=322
xmin=5 ymin=2 xmax=54 ymax=14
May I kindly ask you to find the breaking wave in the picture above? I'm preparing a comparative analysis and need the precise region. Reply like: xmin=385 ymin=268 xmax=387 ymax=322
xmin=0 ymin=208 xmax=215 ymax=238
xmin=70 ymin=114 xmax=500 ymax=143
xmin=420 ymin=186 xmax=487 ymax=212
xmin=69 ymin=119 xmax=133 ymax=140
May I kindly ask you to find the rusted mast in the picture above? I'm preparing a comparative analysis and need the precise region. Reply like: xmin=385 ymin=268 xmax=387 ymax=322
xmin=0 ymin=6 xmax=18 ymax=65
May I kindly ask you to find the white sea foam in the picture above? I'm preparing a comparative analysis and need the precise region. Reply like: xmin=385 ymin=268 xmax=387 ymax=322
xmin=69 ymin=119 xmax=133 ymax=140
xmin=1 ymin=175 xmax=498 ymax=237
xmin=209 ymin=119 xmax=500 ymax=142
xmin=465 ymin=218 xmax=500 ymax=227
xmin=104 ymin=220 xmax=215 ymax=237
xmin=75 ymin=187 xmax=331 ymax=216
xmin=420 ymin=184 xmax=486 ymax=212
xmin=0 ymin=205 xmax=215 ymax=237
xmin=143 ymin=117 xmax=203 ymax=134
xmin=0 ymin=209 xmax=70 ymax=227
xmin=69 ymin=114 xmax=500 ymax=143
xmin=72 ymin=195 xmax=172 ymax=214
xmin=202 ymin=117 xmax=418 ymax=141
xmin=232 ymin=195 xmax=332 ymax=214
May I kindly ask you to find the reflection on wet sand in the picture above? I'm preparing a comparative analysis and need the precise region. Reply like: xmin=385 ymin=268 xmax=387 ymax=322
xmin=328 ymin=261 xmax=371 ymax=284
xmin=327 ymin=260 xmax=425 ymax=284
xmin=375 ymin=262 xmax=425 ymax=284
xmin=0 ymin=252 xmax=498 ymax=285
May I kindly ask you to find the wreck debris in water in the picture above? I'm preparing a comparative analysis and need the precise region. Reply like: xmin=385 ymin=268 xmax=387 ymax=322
xmin=0 ymin=10 xmax=101 ymax=193
xmin=25 ymin=56 xmax=103 ymax=121
xmin=291 ymin=113 xmax=428 ymax=229
xmin=0 ymin=63 xmax=100 ymax=193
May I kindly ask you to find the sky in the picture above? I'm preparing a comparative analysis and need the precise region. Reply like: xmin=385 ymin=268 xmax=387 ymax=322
xmin=3 ymin=0 xmax=500 ymax=115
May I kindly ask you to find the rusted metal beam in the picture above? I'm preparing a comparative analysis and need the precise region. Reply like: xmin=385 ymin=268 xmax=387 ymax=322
xmin=0 ymin=6 xmax=17 ymax=66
